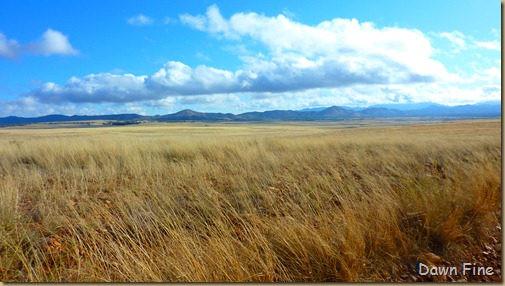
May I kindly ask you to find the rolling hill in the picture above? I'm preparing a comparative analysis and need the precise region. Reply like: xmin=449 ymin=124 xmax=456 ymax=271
xmin=0 ymin=102 xmax=500 ymax=125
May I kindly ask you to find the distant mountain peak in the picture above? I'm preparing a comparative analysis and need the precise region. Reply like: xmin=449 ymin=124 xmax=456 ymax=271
xmin=323 ymin=106 xmax=345 ymax=110
xmin=319 ymin=106 xmax=354 ymax=117
xmin=176 ymin=109 xmax=198 ymax=114
xmin=171 ymin=109 xmax=204 ymax=117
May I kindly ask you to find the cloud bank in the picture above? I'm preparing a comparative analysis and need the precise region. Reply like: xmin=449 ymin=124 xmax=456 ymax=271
xmin=1 ymin=5 xmax=500 ymax=116
xmin=26 ymin=5 xmax=460 ymax=105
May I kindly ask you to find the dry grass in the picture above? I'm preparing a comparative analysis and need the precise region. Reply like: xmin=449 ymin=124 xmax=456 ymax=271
xmin=0 ymin=119 xmax=501 ymax=282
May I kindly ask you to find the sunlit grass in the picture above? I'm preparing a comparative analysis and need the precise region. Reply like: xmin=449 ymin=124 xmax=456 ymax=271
xmin=0 ymin=119 xmax=500 ymax=282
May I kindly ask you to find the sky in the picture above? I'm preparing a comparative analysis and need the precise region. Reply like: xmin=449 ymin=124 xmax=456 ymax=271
xmin=0 ymin=0 xmax=501 ymax=117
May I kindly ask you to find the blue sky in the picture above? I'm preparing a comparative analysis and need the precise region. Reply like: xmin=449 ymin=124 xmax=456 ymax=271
xmin=0 ymin=0 xmax=501 ymax=116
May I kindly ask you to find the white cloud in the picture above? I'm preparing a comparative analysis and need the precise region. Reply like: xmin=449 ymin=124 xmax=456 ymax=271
xmin=475 ymin=40 xmax=500 ymax=51
xmin=438 ymin=31 xmax=466 ymax=48
xmin=463 ymin=63 xmax=501 ymax=85
xmin=438 ymin=31 xmax=500 ymax=52
xmin=176 ymin=93 xmax=241 ymax=107
xmin=147 ymin=61 xmax=242 ymax=94
xmin=0 ymin=29 xmax=79 ymax=59
xmin=180 ymin=5 xmax=238 ymax=39
xmin=148 ymin=97 xmax=176 ymax=109
xmin=25 ymin=29 xmax=79 ymax=56
xmin=0 ymin=96 xmax=38 ymax=115
xmin=0 ymin=33 xmax=20 ymax=59
xmin=241 ymin=82 xmax=501 ymax=111
xmin=127 ymin=14 xmax=155 ymax=26
xmin=179 ymin=14 xmax=207 ymax=30
xmin=481 ymin=66 xmax=501 ymax=83
xmin=181 ymin=5 xmax=456 ymax=83
xmin=31 ymin=73 xmax=151 ymax=104
xmin=437 ymin=30 xmax=500 ymax=52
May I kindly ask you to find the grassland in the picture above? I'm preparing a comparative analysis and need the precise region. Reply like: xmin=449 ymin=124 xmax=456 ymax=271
xmin=0 ymin=119 xmax=501 ymax=282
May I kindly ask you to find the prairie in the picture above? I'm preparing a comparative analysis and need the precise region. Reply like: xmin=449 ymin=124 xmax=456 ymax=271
xmin=0 ymin=119 xmax=501 ymax=282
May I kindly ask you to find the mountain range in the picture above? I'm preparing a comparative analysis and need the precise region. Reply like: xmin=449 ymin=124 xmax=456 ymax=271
xmin=0 ymin=103 xmax=501 ymax=126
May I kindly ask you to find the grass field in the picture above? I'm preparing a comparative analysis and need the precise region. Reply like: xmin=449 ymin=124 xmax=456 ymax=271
xmin=0 ymin=119 xmax=501 ymax=282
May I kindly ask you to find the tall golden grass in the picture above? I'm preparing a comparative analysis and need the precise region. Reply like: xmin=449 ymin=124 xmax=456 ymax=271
xmin=0 ymin=120 xmax=501 ymax=282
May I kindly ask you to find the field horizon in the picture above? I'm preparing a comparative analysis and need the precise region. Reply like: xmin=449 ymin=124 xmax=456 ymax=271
xmin=0 ymin=118 xmax=501 ymax=282
xmin=0 ymin=101 xmax=500 ymax=126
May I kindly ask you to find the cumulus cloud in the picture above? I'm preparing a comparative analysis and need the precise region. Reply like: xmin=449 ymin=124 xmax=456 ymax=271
xmin=181 ymin=5 xmax=456 ymax=83
xmin=25 ymin=29 xmax=79 ymax=56
xmin=0 ymin=29 xmax=79 ymax=59
xmin=0 ymin=96 xmax=39 ymax=115
xmin=28 ymin=52 xmax=448 ymax=106
xmin=180 ymin=5 xmax=238 ymax=39
xmin=0 ymin=33 xmax=20 ymax=59
xmin=127 ymin=14 xmax=155 ymax=26
xmin=147 ymin=61 xmax=240 ymax=94
xmin=31 ymin=73 xmax=151 ymax=104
